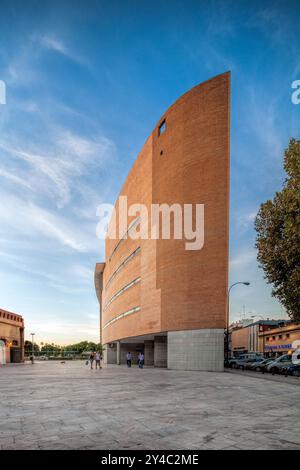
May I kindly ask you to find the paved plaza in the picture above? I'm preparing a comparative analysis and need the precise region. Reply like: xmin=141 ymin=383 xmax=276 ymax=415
xmin=1 ymin=361 xmax=300 ymax=450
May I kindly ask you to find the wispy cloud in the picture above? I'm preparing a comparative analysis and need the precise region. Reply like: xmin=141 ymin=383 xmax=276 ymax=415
xmin=38 ymin=34 xmax=88 ymax=66
xmin=230 ymin=249 xmax=257 ymax=270
xmin=0 ymin=168 xmax=32 ymax=189
xmin=0 ymin=128 xmax=115 ymax=208
xmin=0 ymin=192 xmax=99 ymax=253
xmin=40 ymin=35 xmax=68 ymax=55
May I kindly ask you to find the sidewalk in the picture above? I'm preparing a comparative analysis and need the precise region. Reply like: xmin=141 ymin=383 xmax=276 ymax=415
xmin=1 ymin=361 xmax=300 ymax=450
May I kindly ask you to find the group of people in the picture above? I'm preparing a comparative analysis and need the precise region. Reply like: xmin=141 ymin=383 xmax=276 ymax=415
xmin=126 ymin=351 xmax=144 ymax=368
xmin=87 ymin=350 xmax=145 ymax=369
xmin=88 ymin=351 xmax=102 ymax=369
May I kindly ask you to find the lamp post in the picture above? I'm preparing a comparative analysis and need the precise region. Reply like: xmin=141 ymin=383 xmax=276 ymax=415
xmin=251 ymin=315 xmax=265 ymax=357
xmin=30 ymin=333 xmax=35 ymax=364
xmin=226 ymin=282 xmax=250 ymax=364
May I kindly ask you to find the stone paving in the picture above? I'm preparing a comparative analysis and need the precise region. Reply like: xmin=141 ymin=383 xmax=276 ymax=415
xmin=1 ymin=361 xmax=300 ymax=450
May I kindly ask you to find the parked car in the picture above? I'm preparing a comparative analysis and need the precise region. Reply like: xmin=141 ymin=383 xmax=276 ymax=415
xmin=234 ymin=356 xmax=264 ymax=370
xmin=250 ymin=358 xmax=273 ymax=372
xmin=244 ymin=357 xmax=267 ymax=370
xmin=266 ymin=354 xmax=292 ymax=374
xmin=38 ymin=355 xmax=49 ymax=361
xmin=284 ymin=363 xmax=300 ymax=377
xmin=224 ymin=357 xmax=238 ymax=368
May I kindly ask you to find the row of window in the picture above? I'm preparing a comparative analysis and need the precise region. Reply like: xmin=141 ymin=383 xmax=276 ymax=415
xmin=106 ymin=246 xmax=141 ymax=289
xmin=104 ymin=277 xmax=141 ymax=311
xmin=103 ymin=306 xmax=141 ymax=329
xmin=266 ymin=333 xmax=290 ymax=341
xmin=0 ymin=311 xmax=22 ymax=322
xmin=109 ymin=217 xmax=141 ymax=261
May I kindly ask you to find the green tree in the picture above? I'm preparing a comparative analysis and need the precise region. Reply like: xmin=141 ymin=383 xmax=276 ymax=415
xmin=255 ymin=138 xmax=300 ymax=321
xmin=64 ymin=341 xmax=103 ymax=354
xmin=24 ymin=340 xmax=40 ymax=355
xmin=40 ymin=343 xmax=61 ymax=354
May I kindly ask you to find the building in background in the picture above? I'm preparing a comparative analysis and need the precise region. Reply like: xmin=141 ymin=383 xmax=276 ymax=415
xmin=230 ymin=319 xmax=290 ymax=357
xmin=95 ymin=72 xmax=230 ymax=371
xmin=259 ymin=322 xmax=300 ymax=357
xmin=0 ymin=308 xmax=25 ymax=364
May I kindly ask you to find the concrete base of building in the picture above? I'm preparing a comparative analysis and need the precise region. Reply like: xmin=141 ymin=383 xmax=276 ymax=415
xmin=154 ymin=336 xmax=167 ymax=367
xmin=103 ymin=328 xmax=224 ymax=372
xmin=167 ymin=329 xmax=224 ymax=372
xmin=103 ymin=343 xmax=117 ymax=364
xmin=144 ymin=340 xmax=154 ymax=366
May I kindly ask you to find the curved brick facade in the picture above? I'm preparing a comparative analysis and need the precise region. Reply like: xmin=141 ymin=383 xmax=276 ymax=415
xmin=95 ymin=72 xmax=230 ymax=371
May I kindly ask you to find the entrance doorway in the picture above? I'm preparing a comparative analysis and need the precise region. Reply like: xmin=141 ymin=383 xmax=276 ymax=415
xmin=0 ymin=340 xmax=6 ymax=365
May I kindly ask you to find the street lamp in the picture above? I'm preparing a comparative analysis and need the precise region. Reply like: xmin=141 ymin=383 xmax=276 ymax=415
xmin=30 ymin=333 xmax=35 ymax=364
xmin=226 ymin=282 xmax=250 ymax=363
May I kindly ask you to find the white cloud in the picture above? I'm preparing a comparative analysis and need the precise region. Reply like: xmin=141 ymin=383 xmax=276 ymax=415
xmin=0 ymin=168 xmax=32 ymax=189
xmin=230 ymin=249 xmax=257 ymax=269
xmin=0 ymin=128 xmax=115 ymax=208
xmin=0 ymin=193 xmax=93 ymax=252
xmin=40 ymin=36 xmax=67 ymax=55
xmin=38 ymin=34 xmax=88 ymax=66
xmin=235 ymin=210 xmax=258 ymax=233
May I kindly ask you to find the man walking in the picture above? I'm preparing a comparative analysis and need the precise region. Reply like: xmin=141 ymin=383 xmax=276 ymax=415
xmin=138 ymin=352 xmax=144 ymax=369
xmin=95 ymin=351 xmax=102 ymax=369
xmin=126 ymin=351 xmax=132 ymax=367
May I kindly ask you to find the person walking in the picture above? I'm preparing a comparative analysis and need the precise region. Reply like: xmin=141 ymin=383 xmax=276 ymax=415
xmin=138 ymin=352 xmax=144 ymax=369
xmin=95 ymin=351 xmax=102 ymax=370
xmin=126 ymin=351 xmax=132 ymax=368
xmin=89 ymin=351 xmax=95 ymax=369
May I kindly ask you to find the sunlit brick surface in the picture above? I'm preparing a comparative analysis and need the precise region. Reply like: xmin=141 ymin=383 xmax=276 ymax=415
xmin=97 ymin=72 xmax=230 ymax=347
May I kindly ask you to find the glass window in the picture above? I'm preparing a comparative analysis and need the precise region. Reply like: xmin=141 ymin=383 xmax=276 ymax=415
xmin=106 ymin=246 xmax=141 ymax=288
xmin=104 ymin=277 xmax=141 ymax=311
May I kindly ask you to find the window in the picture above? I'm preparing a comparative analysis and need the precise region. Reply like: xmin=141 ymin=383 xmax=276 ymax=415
xmin=279 ymin=335 xmax=282 ymax=339
xmin=104 ymin=277 xmax=141 ymax=311
xmin=272 ymin=336 xmax=276 ymax=340
xmin=103 ymin=306 xmax=141 ymax=329
xmin=109 ymin=217 xmax=140 ymax=261
xmin=266 ymin=337 xmax=270 ymax=342
xmin=158 ymin=120 xmax=166 ymax=136
xmin=106 ymin=247 xmax=141 ymax=288
xmin=286 ymin=333 xmax=290 ymax=339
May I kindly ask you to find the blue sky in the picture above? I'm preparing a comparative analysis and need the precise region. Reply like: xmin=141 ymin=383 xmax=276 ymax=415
xmin=0 ymin=0 xmax=299 ymax=344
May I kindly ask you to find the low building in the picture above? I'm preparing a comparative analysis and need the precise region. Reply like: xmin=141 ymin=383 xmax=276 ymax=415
xmin=259 ymin=322 xmax=300 ymax=357
xmin=0 ymin=308 xmax=25 ymax=364
xmin=230 ymin=319 xmax=288 ymax=356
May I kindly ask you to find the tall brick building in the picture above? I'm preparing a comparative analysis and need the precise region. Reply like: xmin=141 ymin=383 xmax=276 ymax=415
xmin=95 ymin=72 xmax=230 ymax=371
xmin=0 ymin=308 xmax=25 ymax=364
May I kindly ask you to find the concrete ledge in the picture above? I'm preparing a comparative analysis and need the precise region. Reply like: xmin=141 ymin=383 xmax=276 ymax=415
xmin=167 ymin=329 xmax=224 ymax=372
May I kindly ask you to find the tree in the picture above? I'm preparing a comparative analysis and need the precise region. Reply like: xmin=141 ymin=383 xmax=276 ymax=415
xmin=255 ymin=138 xmax=300 ymax=321
xmin=24 ymin=340 xmax=40 ymax=355
xmin=40 ymin=343 xmax=61 ymax=354
xmin=64 ymin=341 xmax=103 ymax=354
